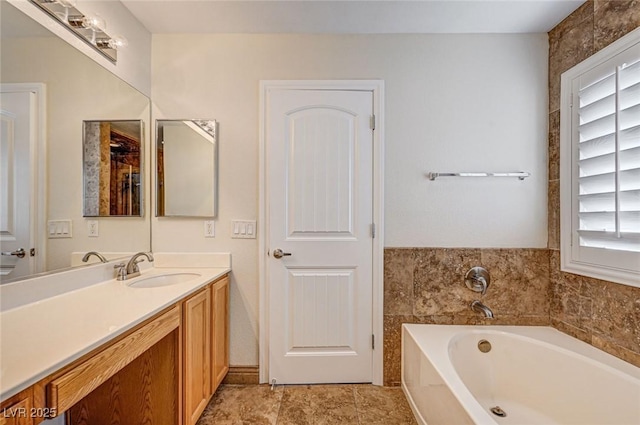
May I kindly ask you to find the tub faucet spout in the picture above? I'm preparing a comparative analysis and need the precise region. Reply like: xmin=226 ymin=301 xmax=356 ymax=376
xmin=471 ymin=300 xmax=494 ymax=319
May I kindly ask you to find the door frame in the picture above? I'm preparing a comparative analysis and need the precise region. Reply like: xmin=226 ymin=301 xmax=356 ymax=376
xmin=0 ymin=83 xmax=47 ymax=275
xmin=258 ymin=80 xmax=385 ymax=385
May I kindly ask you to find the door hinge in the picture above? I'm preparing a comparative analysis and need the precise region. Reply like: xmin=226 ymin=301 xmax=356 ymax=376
xmin=372 ymin=334 xmax=375 ymax=350
xmin=370 ymin=115 xmax=375 ymax=130
xmin=371 ymin=223 xmax=376 ymax=238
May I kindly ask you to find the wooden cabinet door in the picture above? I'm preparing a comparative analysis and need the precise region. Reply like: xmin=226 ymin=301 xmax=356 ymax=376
xmin=183 ymin=288 xmax=211 ymax=425
xmin=0 ymin=388 xmax=32 ymax=425
xmin=211 ymin=276 xmax=230 ymax=392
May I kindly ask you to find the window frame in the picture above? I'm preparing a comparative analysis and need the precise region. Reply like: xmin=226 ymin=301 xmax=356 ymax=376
xmin=559 ymin=27 xmax=640 ymax=288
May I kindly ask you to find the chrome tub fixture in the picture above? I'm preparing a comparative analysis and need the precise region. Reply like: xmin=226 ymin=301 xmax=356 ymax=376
xmin=465 ymin=266 xmax=490 ymax=295
xmin=471 ymin=300 xmax=494 ymax=319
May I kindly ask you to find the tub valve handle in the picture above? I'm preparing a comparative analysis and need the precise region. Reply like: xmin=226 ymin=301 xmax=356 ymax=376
xmin=465 ymin=267 xmax=490 ymax=295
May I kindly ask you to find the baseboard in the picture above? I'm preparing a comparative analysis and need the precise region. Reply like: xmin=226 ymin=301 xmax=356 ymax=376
xmin=222 ymin=366 xmax=259 ymax=385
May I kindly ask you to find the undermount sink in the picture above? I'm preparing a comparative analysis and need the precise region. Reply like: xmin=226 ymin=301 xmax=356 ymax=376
xmin=128 ymin=273 xmax=201 ymax=288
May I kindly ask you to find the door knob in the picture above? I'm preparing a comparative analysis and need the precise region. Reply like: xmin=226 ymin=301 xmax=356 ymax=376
xmin=1 ymin=248 xmax=26 ymax=258
xmin=272 ymin=249 xmax=292 ymax=259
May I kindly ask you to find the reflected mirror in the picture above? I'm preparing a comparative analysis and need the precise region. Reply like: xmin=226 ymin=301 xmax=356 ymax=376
xmin=156 ymin=120 xmax=218 ymax=217
xmin=1 ymin=1 xmax=150 ymax=282
xmin=83 ymin=120 xmax=144 ymax=217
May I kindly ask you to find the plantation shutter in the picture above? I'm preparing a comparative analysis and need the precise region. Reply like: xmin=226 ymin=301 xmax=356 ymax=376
xmin=575 ymin=54 xmax=640 ymax=253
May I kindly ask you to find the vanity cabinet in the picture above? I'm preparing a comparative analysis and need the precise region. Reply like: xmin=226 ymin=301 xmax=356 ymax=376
xmin=0 ymin=272 xmax=230 ymax=425
xmin=183 ymin=287 xmax=212 ymax=425
xmin=62 ymin=306 xmax=182 ymax=425
xmin=183 ymin=274 xmax=230 ymax=425
xmin=211 ymin=276 xmax=230 ymax=392
xmin=0 ymin=388 xmax=33 ymax=425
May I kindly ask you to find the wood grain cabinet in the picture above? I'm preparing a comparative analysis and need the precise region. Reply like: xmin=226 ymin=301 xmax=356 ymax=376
xmin=0 ymin=389 xmax=33 ymax=425
xmin=211 ymin=276 xmax=230 ymax=392
xmin=1 ymin=273 xmax=230 ymax=425
xmin=183 ymin=287 xmax=212 ymax=425
xmin=183 ymin=275 xmax=230 ymax=425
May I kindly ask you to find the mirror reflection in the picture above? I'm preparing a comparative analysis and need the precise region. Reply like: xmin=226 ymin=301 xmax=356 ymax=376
xmin=0 ymin=1 xmax=150 ymax=282
xmin=83 ymin=120 xmax=143 ymax=217
xmin=156 ymin=120 xmax=218 ymax=217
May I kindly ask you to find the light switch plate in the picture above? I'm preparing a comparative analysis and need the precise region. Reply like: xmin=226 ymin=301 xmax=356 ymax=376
xmin=48 ymin=220 xmax=72 ymax=238
xmin=231 ymin=220 xmax=256 ymax=239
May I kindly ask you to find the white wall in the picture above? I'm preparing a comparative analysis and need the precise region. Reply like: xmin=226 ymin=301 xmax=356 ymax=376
xmin=151 ymin=33 xmax=549 ymax=366
xmin=7 ymin=0 xmax=152 ymax=96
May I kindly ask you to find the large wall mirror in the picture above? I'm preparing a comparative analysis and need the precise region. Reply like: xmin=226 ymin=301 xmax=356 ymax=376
xmin=156 ymin=120 xmax=218 ymax=217
xmin=83 ymin=120 xmax=144 ymax=217
xmin=1 ymin=1 xmax=151 ymax=281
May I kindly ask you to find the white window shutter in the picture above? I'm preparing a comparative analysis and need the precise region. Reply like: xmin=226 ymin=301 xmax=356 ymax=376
xmin=575 ymin=55 xmax=640 ymax=252
xmin=560 ymin=27 xmax=640 ymax=287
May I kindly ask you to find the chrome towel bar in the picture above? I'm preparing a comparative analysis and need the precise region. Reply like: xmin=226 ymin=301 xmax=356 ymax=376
xmin=427 ymin=172 xmax=530 ymax=181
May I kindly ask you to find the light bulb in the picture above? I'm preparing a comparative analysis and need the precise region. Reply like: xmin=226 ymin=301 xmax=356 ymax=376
xmin=108 ymin=35 xmax=128 ymax=50
xmin=82 ymin=13 xmax=106 ymax=32
xmin=57 ymin=0 xmax=76 ymax=8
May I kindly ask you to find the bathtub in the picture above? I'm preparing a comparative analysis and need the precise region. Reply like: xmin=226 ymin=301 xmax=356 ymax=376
xmin=402 ymin=325 xmax=640 ymax=425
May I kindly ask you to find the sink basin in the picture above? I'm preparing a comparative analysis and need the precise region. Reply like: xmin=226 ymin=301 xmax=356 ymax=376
xmin=128 ymin=273 xmax=201 ymax=288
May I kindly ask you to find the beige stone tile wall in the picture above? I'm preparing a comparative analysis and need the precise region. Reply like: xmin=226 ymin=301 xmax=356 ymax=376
xmin=383 ymin=248 xmax=550 ymax=386
xmin=547 ymin=0 xmax=640 ymax=368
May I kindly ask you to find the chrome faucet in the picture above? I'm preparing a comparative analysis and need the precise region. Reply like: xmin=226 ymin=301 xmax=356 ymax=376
xmin=125 ymin=252 xmax=154 ymax=278
xmin=471 ymin=300 xmax=494 ymax=319
xmin=82 ymin=251 xmax=108 ymax=263
xmin=114 ymin=252 xmax=154 ymax=281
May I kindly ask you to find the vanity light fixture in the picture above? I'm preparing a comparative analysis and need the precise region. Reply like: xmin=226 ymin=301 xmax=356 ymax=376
xmin=29 ymin=0 xmax=127 ymax=63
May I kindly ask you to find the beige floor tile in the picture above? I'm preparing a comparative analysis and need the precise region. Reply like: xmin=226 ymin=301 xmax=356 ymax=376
xmin=277 ymin=384 xmax=359 ymax=425
xmin=196 ymin=383 xmax=418 ymax=425
xmin=196 ymin=385 xmax=283 ymax=425
xmin=354 ymin=385 xmax=418 ymax=424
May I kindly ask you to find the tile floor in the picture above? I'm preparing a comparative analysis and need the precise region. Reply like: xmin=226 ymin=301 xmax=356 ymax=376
xmin=196 ymin=384 xmax=418 ymax=425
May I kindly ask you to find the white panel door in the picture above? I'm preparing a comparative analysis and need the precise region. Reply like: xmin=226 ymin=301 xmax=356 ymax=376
xmin=0 ymin=91 xmax=36 ymax=279
xmin=267 ymin=89 xmax=374 ymax=384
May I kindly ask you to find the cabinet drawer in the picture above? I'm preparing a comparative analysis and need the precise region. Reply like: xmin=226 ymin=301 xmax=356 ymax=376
xmin=0 ymin=398 xmax=31 ymax=425
xmin=47 ymin=306 xmax=180 ymax=416
xmin=0 ymin=388 xmax=33 ymax=425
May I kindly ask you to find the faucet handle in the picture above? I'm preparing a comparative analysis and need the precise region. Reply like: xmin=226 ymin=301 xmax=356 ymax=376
xmin=114 ymin=263 xmax=127 ymax=280
xmin=465 ymin=267 xmax=490 ymax=295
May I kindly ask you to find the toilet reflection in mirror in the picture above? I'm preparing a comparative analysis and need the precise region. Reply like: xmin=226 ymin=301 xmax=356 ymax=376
xmin=156 ymin=120 xmax=218 ymax=217
xmin=83 ymin=120 xmax=144 ymax=217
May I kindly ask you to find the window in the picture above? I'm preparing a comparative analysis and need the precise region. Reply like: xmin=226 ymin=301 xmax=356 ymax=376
xmin=560 ymin=28 xmax=640 ymax=287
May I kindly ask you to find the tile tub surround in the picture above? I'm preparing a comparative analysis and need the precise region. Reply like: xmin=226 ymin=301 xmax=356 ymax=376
xmin=547 ymin=0 xmax=640 ymax=367
xmin=383 ymin=248 xmax=550 ymax=386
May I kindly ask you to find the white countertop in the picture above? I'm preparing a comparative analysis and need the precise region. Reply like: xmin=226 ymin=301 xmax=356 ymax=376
xmin=0 ymin=264 xmax=230 ymax=401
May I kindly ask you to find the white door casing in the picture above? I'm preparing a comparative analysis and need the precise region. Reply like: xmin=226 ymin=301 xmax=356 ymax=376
xmin=259 ymin=81 xmax=384 ymax=385
xmin=0 ymin=84 xmax=46 ymax=280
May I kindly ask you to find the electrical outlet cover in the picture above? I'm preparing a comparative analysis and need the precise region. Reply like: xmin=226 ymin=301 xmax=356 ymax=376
xmin=204 ymin=220 xmax=215 ymax=237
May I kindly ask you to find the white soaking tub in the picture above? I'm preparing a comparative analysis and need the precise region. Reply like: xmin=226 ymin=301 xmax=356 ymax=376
xmin=402 ymin=325 xmax=640 ymax=425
